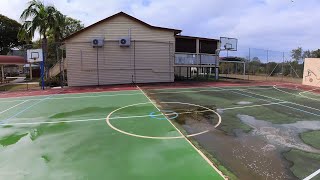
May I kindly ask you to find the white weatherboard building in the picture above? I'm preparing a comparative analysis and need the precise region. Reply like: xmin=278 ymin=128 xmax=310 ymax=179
xmin=63 ymin=12 xmax=219 ymax=86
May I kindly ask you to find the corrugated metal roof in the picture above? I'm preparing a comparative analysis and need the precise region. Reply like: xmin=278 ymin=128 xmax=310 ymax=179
xmin=0 ymin=55 xmax=26 ymax=65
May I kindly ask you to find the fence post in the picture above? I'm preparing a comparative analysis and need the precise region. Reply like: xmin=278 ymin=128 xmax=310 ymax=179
xmin=282 ymin=52 xmax=284 ymax=81
xmin=266 ymin=50 xmax=269 ymax=81
xmin=248 ymin=48 xmax=251 ymax=80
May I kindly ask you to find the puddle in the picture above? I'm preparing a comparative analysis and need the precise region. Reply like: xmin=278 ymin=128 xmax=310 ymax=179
xmin=236 ymin=101 xmax=253 ymax=105
xmin=178 ymin=114 xmax=320 ymax=180
xmin=238 ymin=115 xmax=320 ymax=153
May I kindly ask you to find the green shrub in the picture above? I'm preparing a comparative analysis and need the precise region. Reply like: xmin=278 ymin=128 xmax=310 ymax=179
xmin=40 ymin=77 xmax=60 ymax=87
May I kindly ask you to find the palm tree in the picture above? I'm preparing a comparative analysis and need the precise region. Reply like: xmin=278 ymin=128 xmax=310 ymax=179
xmin=19 ymin=0 xmax=63 ymax=75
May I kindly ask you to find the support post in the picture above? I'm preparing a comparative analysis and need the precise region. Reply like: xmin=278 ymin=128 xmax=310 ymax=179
xmin=62 ymin=57 xmax=65 ymax=86
xmin=1 ymin=65 xmax=4 ymax=82
xmin=248 ymin=48 xmax=251 ymax=80
xmin=40 ymin=61 xmax=44 ymax=90
xmin=243 ymin=62 xmax=246 ymax=80
xmin=282 ymin=52 xmax=284 ymax=81
xmin=266 ymin=50 xmax=269 ymax=81
xmin=215 ymin=49 xmax=220 ymax=80
xmin=29 ymin=63 xmax=33 ymax=80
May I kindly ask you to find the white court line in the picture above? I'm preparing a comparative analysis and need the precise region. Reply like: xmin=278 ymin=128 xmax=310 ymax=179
xmin=273 ymin=85 xmax=320 ymax=102
xmin=299 ymin=93 xmax=320 ymax=102
xmin=220 ymin=102 xmax=288 ymax=111
xmin=0 ymin=102 xmax=286 ymax=126
xmin=149 ymin=85 xmax=272 ymax=92
xmin=136 ymin=86 xmax=226 ymax=179
xmin=303 ymin=169 xmax=320 ymax=180
xmin=0 ymin=88 xmax=140 ymax=101
xmin=0 ymin=87 xmax=272 ymax=104
xmin=0 ymin=100 xmax=29 ymax=115
xmin=0 ymin=92 xmax=143 ymax=103
xmin=241 ymin=88 xmax=320 ymax=113
xmin=0 ymin=118 xmax=105 ymax=126
xmin=149 ymin=87 xmax=274 ymax=95
xmin=215 ymin=87 xmax=320 ymax=118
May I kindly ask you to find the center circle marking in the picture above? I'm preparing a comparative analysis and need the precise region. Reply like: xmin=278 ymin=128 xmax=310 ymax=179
xmin=106 ymin=101 xmax=222 ymax=140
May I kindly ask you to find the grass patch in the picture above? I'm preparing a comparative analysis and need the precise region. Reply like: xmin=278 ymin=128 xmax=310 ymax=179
xmin=0 ymin=84 xmax=39 ymax=91
xmin=300 ymin=131 xmax=320 ymax=149
xmin=284 ymin=149 xmax=320 ymax=180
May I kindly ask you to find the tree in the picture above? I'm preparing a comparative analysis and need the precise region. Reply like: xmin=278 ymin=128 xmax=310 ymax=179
xmin=45 ymin=16 xmax=83 ymax=67
xmin=311 ymin=49 xmax=320 ymax=58
xmin=19 ymin=0 xmax=63 ymax=77
xmin=303 ymin=50 xmax=312 ymax=59
xmin=0 ymin=14 xmax=23 ymax=55
xmin=249 ymin=57 xmax=261 ymax=75
xmin=291 ymin=47 xmax=303 ymax=61
xmin=61 ymin=17 xmax=84 ymax=39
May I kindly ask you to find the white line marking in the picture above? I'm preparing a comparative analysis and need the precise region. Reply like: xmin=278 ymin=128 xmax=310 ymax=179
xmin=215 ymin=87 xmax=320 ymax=118
xmin=149 ymin=85 xmax=272 ymax=92
xmin=0 ymin=92 xmax=143 ymax=103
xmin=136 ymin=86 xmax=226 ymax=179
xmin=0 ymin=110 xmax=211 ymax=126
xmin=106 ymin=102 xmax=215 ymax=139
xmin=148 ymin=87 xmax=274 ymax=95
xmin=273 ymin=85 xmax=320 ymax=102
xmin=0 ymin=100 xmax=29 ymax=115
xmin=220 ymin=102 xmax=288 ymax=111
xmin=299 ymin=91 xmax=320 ymax=102
xmin=0 ymin=102 xmax=285 ymax=127
xmin=241 ymin=87 xmax=320 ymax=113
xmin=0 ymin=89 xmax=139 ymax=100
xmin=0 ymin=86 xmax=272 ymax=104
xmin=303 ymin=169 xmax=320 ymax=180
xmin=0 ymin=118 xmax=105 ymax=126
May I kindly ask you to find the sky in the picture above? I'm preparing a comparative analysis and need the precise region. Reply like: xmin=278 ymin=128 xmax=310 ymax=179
xmin=0 ymin=0 xmax=319 ymax=57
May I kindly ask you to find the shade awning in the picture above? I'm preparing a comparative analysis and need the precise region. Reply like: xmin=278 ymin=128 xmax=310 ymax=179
xmin=0 ymin=55 xmax=26 ymax=65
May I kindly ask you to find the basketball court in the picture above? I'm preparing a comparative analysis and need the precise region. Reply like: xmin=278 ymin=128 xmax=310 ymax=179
xmin=0 ymin=82 xmax=319 ymax=179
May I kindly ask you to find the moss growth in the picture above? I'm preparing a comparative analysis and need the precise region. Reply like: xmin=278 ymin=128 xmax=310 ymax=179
xmin=171 ymin=121 xmax=238 ymax=180
xmin=284 ymin=149 xmax=320 ymax=180
xmin=300 ymin=131 xmax=320 ymax=149
xmin=0 ymin=133 xmax=28 ymax=146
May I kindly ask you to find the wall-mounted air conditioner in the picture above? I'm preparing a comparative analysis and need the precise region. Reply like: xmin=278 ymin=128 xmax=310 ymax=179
xmin=92 ymin=38 xmax=104 ymax=48
xmin=119 ymin=37 xmax=131 ymax=47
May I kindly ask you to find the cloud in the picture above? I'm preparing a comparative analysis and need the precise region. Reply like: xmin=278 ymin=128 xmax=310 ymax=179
xmin=0 ymin=0 xmax=319 ymax=54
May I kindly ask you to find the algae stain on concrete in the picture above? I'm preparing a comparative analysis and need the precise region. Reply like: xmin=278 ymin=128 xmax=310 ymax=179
xmin=41 ymin=155 xmax=51 ymax=163
xmin=0 ymin=133 xmax=28 ymax=147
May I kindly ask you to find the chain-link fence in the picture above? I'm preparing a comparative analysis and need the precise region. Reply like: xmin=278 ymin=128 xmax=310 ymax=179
xmin=219 ymin=48 xmax=304 ymax=83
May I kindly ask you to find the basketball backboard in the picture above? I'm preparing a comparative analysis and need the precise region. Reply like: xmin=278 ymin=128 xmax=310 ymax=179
xmin=27 ymin=49 xmax=43 ymax=63
xmin=220 ymin=37 xmax=238 ymax=51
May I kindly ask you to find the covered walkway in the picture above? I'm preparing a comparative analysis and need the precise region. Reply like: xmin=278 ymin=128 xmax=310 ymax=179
xmin=0 ymin=55 xmax=26 ymax=83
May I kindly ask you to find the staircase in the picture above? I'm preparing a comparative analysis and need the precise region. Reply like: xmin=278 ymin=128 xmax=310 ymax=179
xmin=49 ymin=59 xmax=67 ymax=77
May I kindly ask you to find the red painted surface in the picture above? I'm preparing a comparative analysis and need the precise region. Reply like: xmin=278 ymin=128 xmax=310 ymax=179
xmin=0 ymin=55 xmax=26 ymax=65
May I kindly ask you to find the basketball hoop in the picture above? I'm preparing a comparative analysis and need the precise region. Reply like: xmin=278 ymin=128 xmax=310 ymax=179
xmin=27 ymin=49 xmax=43 ymax=63
xmin=220 ymin=37 xmax=238 ymax=51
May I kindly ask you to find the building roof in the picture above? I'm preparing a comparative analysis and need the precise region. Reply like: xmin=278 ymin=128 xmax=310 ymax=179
xmin=0 ymin=55 xmax=26 ymax=65
xmin=175 ymin=35 xmax=219 ymax=42
xmin=63 ymin=12 xmax=182 ymax=41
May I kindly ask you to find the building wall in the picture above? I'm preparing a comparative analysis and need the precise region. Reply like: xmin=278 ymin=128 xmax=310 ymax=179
xmin=303 ymin=58 xmax=320 ymax=87
xmin=65 ymin=15 xmax=175 ymax=86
